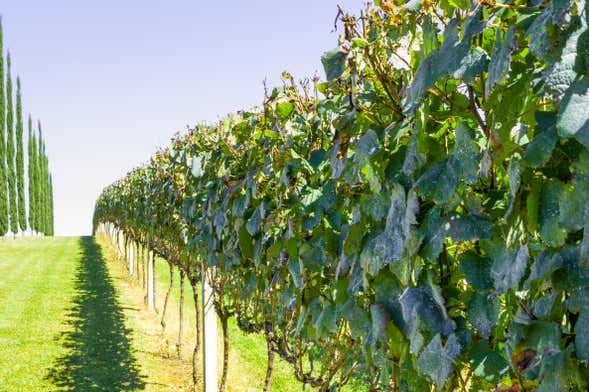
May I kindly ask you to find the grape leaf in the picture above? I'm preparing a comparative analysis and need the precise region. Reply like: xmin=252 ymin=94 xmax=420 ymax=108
xmin=451 ymin=47 xmax=490 ymax=84
xmin=403 ymin=10 xmax=485 ymax=114
xmin=321 ymin=47 xmax=347 ymax=81
xmin=447 ymin=213 xmax=494 ymax=242
xmin=537 ymin=346 xmax=577 ymax=392
xmin=360 ymin=185 xmax=418 ymax=275
xmin=469 ymin=341 xmax=510 ymax=384
xmin=418 ymin=334 xmax=461 ymax=391
xmin=461 ymin=250 xmax=494 ymax=291
xmin=191 ymin=155 xmax=204 ymax=178
xmin=559 ymin=178 xmax=589 ymax=231
xmin=539 ymin=179 xmax=567 ymax=247
xmin=525 ymin=250 xmax=563 ymax=288
xmin=416 ymin=156 xmax=460 ymax=204
xmin=275 ymin=101 xmax=295 ymax=119
xmin=556 ymin=76 xmax=589 ymax=149
xmin=526 ymin=8 xmax=551 ymax=57
xmin=490 ymin=243 xmax=529 ymax=294
xmin=452 ymin=122 xmax=480 ymax=184
xmin=525 ymin=120 xmax=558 ymax=167
xmin=355 ymin=129 xmax=380 ymax=161
xmin=419 ymin=206 xmax=446 ymax=261
xmin=468 ymin=291 xmax=499 ymax=338
xmin=543 ymin=13 xmax=587 ymax=101
xmin=485 ymin=25 xmax=517 ymax=96
xmin=400 ymin=283 xmax=455 ymax=338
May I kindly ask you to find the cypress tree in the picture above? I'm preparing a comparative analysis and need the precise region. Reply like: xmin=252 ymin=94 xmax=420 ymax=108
xmin=47 ymin=173 xmax=53 ymax=236
xmin=37 ymin=125 xmax=46 ymax=235
xmin=0 ymin=18 xmax=7 ymax=236
xmin=35 ymin=122 xmax=41 ymax=234
xmin=27 ymin=115 xmax=35 ymax=234
xmin=6 ymin=52 xmax=17 ymax=235
xmin=42 ymin=153 xmax=49 ymax=236
xmin=16 ymin=77 xmax=25 ymax=232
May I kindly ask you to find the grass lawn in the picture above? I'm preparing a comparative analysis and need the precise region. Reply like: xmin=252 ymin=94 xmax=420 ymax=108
xmin=0 ymin=236 xmax=145 ymax=391
xmin=0 ymin=236 xmax=365 ymax=391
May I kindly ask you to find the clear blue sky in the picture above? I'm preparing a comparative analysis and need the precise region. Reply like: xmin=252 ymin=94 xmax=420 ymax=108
xmin=2 ymin=0 xmax=364 ymax=235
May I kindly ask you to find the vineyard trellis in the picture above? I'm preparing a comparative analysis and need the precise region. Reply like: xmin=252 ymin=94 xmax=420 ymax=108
xmin=94 ymin=1 xmax=589 ymax=391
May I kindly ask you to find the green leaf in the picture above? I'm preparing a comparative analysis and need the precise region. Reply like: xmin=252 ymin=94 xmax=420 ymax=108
xmin=469 ymin=341 xmax=510 ymax=384
xmin=403 ymin=12 xmax=485 ymax=114
xmin=537 ymin=346 xmax=577 ymax=392
xmin=552 ymin=246 xmax=589 ymax=291
xmin=374 ymin=271 xmax=407 ymax=333
xmin=490 ymin=243 xmax=529 ymax=294
xmin=232 ymin=193 xmax=250 ymax=217
xmin=504 ymin=155 xmax=522 ymax=221
xmin=525 ymin=251 xmax=563 ymax=287
xmin=485 ymin=25 xmax=517 ymax=96
xmin=416 ymin=156 xmax=460 ymax=204
xmin=451 ymin=47 xmax=490 ymax=84
xmin=556 ymin=76 xmax=589 ymax=149
xmin=419 ymin=206 xmax=446 ymax=261
xmin=402 ymin=127 xmax=427 ymax=178
xmin=288 ymin=256 xmax=303 ymax=289
xmin=526 ymin=8 xmax=551 ymax=58
xmin=418 ymin=334 xmax=461 ymax=391
xmin=314 ymin=302 xmax=337 ymax=337
xmin=539 ymin=179 xmax=567 ymax=247
xmin=401 ymin=283 xmax=455 ymax=338
xmin=321 ymin=47 xmax=347 ymax=81
xmin=352 ymin=37 xmax=370 ymax=48
xmin=559 ymin=178 xmax=589 ymax=231
xmin=371 ymin=303 xmax=389 ymax=343
xmin=191 ymin=155 xmax=204 ymax=178
xmin=360 ymin=185 xmax=418 ymax=276
xmin=301 ymin=187 xmax=322 ymax=207
xmin=355 ymin=129 xmax=380 ymax=161
xmin=524 ymin=320 xmax=561 ymax=354
xmin=460 ymin=250 xmax=494 ymax=291
xmin=468 ymin=291 xmax=499 ymax=338
xmin=575 ymin=302 xmax=589 ymax=361
xmin=525 ymin=112 xmax=558 ymax=167
xmin=345 ymin=306 xmax=370 ymax=339
xmin=447 ymin=213 xmax=494 ymax=242
xmin=534 ymin=292 xmax=556 ymax=319
xmin=245 ymin=205 xmax=262 ymax=235
xmin=527 ymin=179 xmax=542 ymax=233
xmin=452 ymin=122 xmax=480 ymax=183
xmin=275 ymin=101 xmax=295 ymax=119
xmin=238 ymin=225 xmax=254 ymax=259
xmin=400 ymin=354 xmax=431 ymax=392
xmin=582 ymin=221 xmax=589 ymax=266
xmin=543 ymin=14 xmax=587 ymax=100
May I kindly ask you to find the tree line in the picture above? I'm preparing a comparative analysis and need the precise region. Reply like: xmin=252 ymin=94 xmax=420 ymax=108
xmin=0 ymin=18 xmax=53 ymax=237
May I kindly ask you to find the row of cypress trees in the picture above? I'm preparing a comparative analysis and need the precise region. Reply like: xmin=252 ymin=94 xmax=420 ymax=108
xmin=0 ymin=18 xmax=53 ymax=237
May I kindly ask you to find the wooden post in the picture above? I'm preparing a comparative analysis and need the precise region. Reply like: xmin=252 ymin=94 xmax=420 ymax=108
xmin=147 ymin=249 xmax=155 ymax=309
xmin=118 ymin=230 xmax=124 ymax=259
xmin=128 ymin=240 xmax=134 ymax=276
xmin=202 ymin=265 xmax=218 ymax=392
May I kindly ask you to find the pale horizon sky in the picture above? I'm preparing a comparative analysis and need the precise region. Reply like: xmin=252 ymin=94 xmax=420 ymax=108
xmin=2 ymin=0 xmax=364 ymax=236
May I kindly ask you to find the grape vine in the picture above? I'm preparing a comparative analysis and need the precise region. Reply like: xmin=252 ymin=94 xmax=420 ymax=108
xmin=94 ymin=1 xmax=589 ymax=391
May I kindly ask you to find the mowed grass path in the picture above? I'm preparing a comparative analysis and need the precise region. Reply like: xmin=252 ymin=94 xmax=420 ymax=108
xmin=0 ymin=236 xmax=145 ymax=391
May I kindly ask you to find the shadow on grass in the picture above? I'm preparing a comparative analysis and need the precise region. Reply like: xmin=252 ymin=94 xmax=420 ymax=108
xmin=46 ymin=236 xmax=145 ymax=391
